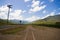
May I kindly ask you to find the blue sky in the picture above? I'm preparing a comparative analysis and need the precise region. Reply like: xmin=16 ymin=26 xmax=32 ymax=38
xmin=0 ymin=0 xmax=60 ymax=22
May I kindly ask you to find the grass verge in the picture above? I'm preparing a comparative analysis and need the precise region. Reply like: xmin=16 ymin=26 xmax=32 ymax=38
xmin=31 ymin=24 xmax=60 ymax=28
xmin=0 ymin=25 xmax=27 ymax=34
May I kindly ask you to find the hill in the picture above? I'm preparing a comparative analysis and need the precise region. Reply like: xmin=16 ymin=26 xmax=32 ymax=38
xmin=31 ymin=15 xmax=60 ymax=28
xmin=32 ymin=15 xmax=60 ymax=24
xmin=0 ymin=19 xmax=14 ymax=25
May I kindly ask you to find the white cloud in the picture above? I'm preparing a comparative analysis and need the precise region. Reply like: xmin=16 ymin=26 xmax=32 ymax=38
xmin=0 ymin=5 xmax=8 ymax=19
xmin=0 ymin=12 xmax=7 ymax=19
xmin=49 ymin=0 xmax=54 ymax=2
xmin=10 ymin=15 xmax=23 ymax=20
xmin=50 ymin=12 xmax=55 ymax=16
xmin=42 ymin=11 xmax=55 ymax=19
xmin=10 ymin=10 xmax=22 ymax=19
xmin=58 ymin=13 xmax=60 ymax=14
xmin=0 ymin=5 xmax=24 ymax=20
xmin=29 ymin=0 xmax=46 ymax=13
xmin=25 ymin=16 xmax=40 ymax=22
xmin=22 ymin=10 xmax=26 ymax=13
xmin=42 ymin=14 xmax=50 ymax=19
xmin=43 ymin=10 xmax=47 ymax=13
xmin=32 ymin=0 xmax=35 ymax=3
xmin=24 ymin=0 xmax=30 ymax=2
xmin=0 ymin=5 xmax=12 ymax=12
xmin=41 ymin=1 xmax=44 ymax=5
xmin=0 ymin=5 xmax=8 ymax=12
xmin=29 ymin=5 xmax=46 ymax=13
xmin=31 ymin=1 xmax=40 ymax=7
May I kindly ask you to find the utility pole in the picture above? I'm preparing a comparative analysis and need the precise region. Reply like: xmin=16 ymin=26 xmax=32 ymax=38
xmin=7 ymin=5 xmax=12 ymax=24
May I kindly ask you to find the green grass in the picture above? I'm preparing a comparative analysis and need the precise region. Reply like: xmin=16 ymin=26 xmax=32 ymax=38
xmin=0 ymin=19 xmax=15 ymax=25
xmin=31 ymin=23 xmax=60 ymax=28
xmin=31 ymin=20 xmax=60 ymax=28
xmin=0 ymin=25 xmax=27 ymax=34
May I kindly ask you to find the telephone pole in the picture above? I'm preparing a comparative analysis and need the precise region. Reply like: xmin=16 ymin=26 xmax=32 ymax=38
xmin=7 ymin=5 xmax=12 ymax=24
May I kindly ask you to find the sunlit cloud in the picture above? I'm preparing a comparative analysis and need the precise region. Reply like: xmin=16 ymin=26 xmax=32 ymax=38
xmin=25 ymin=16 xmax=40 ymax=22
xmin=24 ymin=0 xmax=30 ymax=2
xmin=41 ymin=1 xmax=44 ymax=5
xmin=50 ymin=12 xmax=55 ymax=16
xmin=49 ymin=0 xmax=54 ymax=2
xmin=0 ymin=5 xmax=24 ymax=20
xmin=28 ymin=0 xmax=46 ymax=13
xmin=31 ymin=1 xmax=40 ymax=8
xmin=29 ymin=5 xmax=46 ymax=13
xmin=42 ymin=11 xmax=55 ymax=19
xmin=58 ymin=13 xmax=60 ymax=14
xmin=43 ymin=10 xmax=47 ymax=13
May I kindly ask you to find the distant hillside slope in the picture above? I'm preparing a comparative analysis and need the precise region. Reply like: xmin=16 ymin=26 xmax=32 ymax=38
xmin=44 ymin=15 xmax=60 ymax=22
xmin=0 ymin=19 xmax=29 ymax=25
xmin=32 ymin=15 xmax=60 ymax=24
xmin=10 ymin=20 xmax=29 ymax=24
xmin=0 ymin=19 xmax=14 ymax=25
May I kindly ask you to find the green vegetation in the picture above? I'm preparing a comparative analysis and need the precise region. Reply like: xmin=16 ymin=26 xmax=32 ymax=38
xmin=31 ymin=15 xmax=60 ymax=28
xmin=0 ymin=19 xmax=14 ymax=25
xmin=0 ymin=25 xmax=27 ymax=34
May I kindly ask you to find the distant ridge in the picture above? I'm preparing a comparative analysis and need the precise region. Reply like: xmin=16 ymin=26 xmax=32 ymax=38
xmin=10 ymin=20 xmax=29 ymax=24
xmin=0 ymin=19 xmax=29 ymax=25
xmin=0 ymin=19 xmax=13 ymax=25
xmin=32 ymin=15 xmax=60 ymax=24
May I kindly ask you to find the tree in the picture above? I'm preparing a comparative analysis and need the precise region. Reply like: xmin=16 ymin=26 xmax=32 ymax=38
xmin=20 ymin=20 xmax=22 ymax=24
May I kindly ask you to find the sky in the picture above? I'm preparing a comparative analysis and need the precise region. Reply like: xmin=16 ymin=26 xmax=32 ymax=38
xmin=0 ymin=0 xmax=60 ymax=22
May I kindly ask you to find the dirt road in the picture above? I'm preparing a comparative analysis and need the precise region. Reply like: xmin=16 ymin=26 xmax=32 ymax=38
xmin=0 ymin=25 xmax=60 ymax=40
